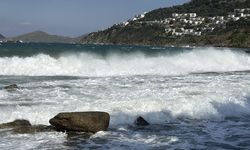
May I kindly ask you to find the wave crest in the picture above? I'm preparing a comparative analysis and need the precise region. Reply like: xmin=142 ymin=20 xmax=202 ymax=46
xmin=0 ymin=48 xmax=249 ymax=76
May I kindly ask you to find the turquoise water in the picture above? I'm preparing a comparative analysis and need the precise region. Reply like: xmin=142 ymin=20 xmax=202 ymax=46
xmin=0 ymin=43 xmax=250 ymax=149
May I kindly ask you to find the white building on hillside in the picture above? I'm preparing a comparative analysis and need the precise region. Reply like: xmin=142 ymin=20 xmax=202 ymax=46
xmin=172 ymin=13 xmax=197 ymax=18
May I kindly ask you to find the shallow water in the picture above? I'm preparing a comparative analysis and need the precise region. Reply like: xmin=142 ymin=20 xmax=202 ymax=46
xmin=0 ymin=43 xmax=250 ymax=149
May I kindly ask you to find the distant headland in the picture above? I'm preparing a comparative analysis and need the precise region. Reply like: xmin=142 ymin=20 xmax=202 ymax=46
xmin=0 ymin=31 xmax=86 ymax=44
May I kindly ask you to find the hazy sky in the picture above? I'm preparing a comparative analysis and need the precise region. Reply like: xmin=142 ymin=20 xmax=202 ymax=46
xmin=0 ymin=0 xmax=187 ymax=37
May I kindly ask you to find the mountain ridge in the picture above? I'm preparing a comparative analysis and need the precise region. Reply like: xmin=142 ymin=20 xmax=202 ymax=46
xmin=9 ymin=31 xmax=76 ymax=43
xmin=81 ymin=0 xmax=250 ymax=48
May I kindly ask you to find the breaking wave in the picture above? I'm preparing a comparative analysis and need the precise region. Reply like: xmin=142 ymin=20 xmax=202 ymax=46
xmin=0 ymin=47 xmax=250 ymax=76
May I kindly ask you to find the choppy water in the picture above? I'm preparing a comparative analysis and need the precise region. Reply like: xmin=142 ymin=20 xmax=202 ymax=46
xmin=0 ymin=43 xmax=250 ymax=149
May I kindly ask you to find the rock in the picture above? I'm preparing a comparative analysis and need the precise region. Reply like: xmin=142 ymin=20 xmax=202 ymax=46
xmin=0 ymin=119 xmax=31 ymax=129
xmin=0 ymin=119 xmax=57 ymax=134
xmin=13 ymin=125 xmax=56 ymax=134
xmin=49 ymin=112 xmax=110 ymax=133
xmin=135 ymin=116 xmax=149 ymax=126
xmin=4 ymin=84 xmax=18 ymax=90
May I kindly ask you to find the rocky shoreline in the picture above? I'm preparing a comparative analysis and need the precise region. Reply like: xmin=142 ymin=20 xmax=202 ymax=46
xmin=0 ymin=111 xmax=110 ymax=134
xmin=0 ymin=113 xmax=150 ymax=136
xmin=0 ymin=83 xmax=148 ymax=136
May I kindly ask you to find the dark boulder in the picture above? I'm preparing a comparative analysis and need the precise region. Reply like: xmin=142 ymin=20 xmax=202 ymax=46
xmin=135 ymin=116 xmax=149 ymax=126
xmin=4 ymin=84 xmax=18 ymax=90
xmin=0 ymin=119 xmax=31 ymax=129
xmin=49 ymin=112 xmax=110 ymax=133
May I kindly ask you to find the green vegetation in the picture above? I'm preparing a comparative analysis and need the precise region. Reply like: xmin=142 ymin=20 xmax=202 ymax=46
xmin=142 ymin=0 xmax=250 ymax=21
xmin=81 ymin=0 xmax=250 ymax=48
xmin=84 ymin=23 xmax=166 ymax=44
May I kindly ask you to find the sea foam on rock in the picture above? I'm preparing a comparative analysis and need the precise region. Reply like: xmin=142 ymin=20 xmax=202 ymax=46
xmin=49 ymin=112 xmax=110 ymax=133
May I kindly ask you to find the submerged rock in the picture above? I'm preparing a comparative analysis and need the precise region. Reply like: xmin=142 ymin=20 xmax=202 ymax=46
xmin=49 ymin=112 xmax=110 ymax=133
xmin=66 ymin=131 xmax=93 ymax=139
xmin=0 ymin=119 xmax=31 ymax=129
xmin=4 ymin=84 xmax=18 ymax=91
xmin=135 ymin=116 xmax=149 ymax=126
xmin=13 ymin=125 xmax=56 ymax=134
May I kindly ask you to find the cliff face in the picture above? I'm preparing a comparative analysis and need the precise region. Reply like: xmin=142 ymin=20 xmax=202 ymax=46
xmin=81 ymin=0 xmax=250 ymax=48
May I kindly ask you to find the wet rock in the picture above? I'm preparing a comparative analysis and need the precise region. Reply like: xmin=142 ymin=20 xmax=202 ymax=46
xmin=13 ymin=125 xmax=56 ymax=134
xmin=49 ymin=112 xmax=110 ymax=133
xmin=135 ymin=116 xmax=149 ymax=126
xmin=4 ymin=84 xmax=18 ymax=90
xmin=0 ymin=120 xmax=57 ymax=134
xmin=0 ymin=119 xmax=31 ymax=129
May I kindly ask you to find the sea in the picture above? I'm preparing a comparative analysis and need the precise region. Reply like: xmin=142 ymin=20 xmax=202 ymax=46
xmin=0 ymin=42 xmax=250 ymax=149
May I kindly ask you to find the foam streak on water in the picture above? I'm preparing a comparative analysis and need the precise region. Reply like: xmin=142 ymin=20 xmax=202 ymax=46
xmin=0 ymin=45 xmax=250 ymax=149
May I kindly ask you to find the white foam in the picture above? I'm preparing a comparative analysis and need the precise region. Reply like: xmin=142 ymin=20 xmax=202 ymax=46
xmin=0 ymin=48 xmax=249 ymax=76
xmin=0 ymin=132 xmax=66 ymax=150
xmin=1 ymin=71 xmax=250 ymax=126
xmin=0 ymin=47 xmax=250 ymax=126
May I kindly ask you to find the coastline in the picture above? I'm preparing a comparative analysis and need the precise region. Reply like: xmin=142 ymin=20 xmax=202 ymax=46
xmin=1 ymin=40 xmax=249 ymax=51
xmin=80 ymin=41 xmax=250 ymax=50
xmin=81 ymin=28 xmax=250 ymax=49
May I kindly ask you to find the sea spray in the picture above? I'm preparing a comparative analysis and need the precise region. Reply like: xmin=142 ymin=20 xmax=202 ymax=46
xmin=0 ymin=72 xmax=250 ymax=125
xmin=0 ymin=48 xmax=249 ymax=76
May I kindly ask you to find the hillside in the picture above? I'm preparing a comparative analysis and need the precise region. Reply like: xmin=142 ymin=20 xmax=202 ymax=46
xmin=81 ymin=0 xmax=250 ymax=48
xmin=0 ymin=34 xmax=5 ymax=39
xmin=10 ymin=31 xmax=77 ymax=43
xmin=141 ymin=0 xmax=250 ymax=20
